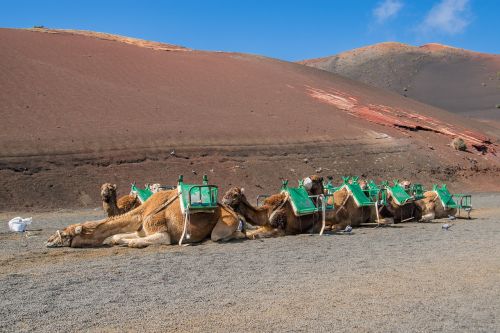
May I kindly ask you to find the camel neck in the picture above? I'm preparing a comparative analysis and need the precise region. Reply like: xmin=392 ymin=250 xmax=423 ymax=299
xmin=238 ymin=197 xmax=269 ymax=226
xmin=80 ymin=212 xmax=142 ymax=246
xmin=103 ymin=193 xmax=120 ymax=216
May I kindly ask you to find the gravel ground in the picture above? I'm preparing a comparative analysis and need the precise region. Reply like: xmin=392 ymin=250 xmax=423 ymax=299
xmin=0 ymin=194 xmax=499 ymax=332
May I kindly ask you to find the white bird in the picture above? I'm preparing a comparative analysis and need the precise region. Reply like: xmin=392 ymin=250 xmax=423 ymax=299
xmin=442 ymin=224 xmax=453 ymax=230
xmin=344 ymin=225 xmax=353 ymax=233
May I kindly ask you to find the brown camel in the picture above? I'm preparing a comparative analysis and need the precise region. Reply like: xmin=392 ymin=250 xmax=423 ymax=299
xmin=47 ymin=190 xmax=245 ymax=248
xmin=415 ymin=191 xmax=457 ymax=220
xmin=101 ymin=183 xmax=140 ymax=217
xmin=305 ymin=176 xmax=378 ymax=230
xmin=222 ymin=187 xmax=324 ymax=238
xmin=382 ymin=191 xmax=422 ymax=223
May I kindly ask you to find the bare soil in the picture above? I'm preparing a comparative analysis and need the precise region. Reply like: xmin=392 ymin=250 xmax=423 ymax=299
xmin=0 ymin=193 xmax=498 ymax=332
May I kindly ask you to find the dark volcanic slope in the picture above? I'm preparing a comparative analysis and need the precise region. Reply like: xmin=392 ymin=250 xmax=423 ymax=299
xmin=0 ymin=29 xmax=499 ymax=209
xmin=300 ymin=43 xmax=500 ymax=124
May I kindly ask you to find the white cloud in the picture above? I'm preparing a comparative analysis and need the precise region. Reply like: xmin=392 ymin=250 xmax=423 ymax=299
xmin=421 ymin=0 xmax=471 ymax=34
xmin=373 ymin=0 xmax=404 ymax=23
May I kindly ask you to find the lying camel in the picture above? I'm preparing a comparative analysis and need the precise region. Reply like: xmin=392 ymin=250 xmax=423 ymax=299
xmin=415 ymin=191 xmax=457 ymax=221
xmin=381 ymin=191 xmax=422 ymax=223
xmin=47 ymin=190 xmax=245 ymax=248
xmin=101 ymin=183 xmax=140 ymax=217
xmin=304 ymin=175 xmax=374 ymax=230
xmin=222 ymin=187 xmax=323 ymax=238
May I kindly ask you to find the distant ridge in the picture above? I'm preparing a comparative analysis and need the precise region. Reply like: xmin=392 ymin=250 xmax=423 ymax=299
xmin=300 ymin=42 xmax=500 ymax=127
xmin=26 ymin=27 xmax=190 ymax=51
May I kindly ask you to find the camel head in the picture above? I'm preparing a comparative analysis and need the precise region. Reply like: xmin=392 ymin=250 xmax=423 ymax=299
xmin=302 ymin=175 xmax=324 ymax=196
xmin=100 ymin=183 xmax=117 ymax=202
xmin=150 ymin=183 xmax=161 ymax=193
xmin=46 ymin=224 xmax=84 ymax=247
xmin=222 ymin=187 xmax=246 ymax=209
xmin=358 ymin=179 xmax=368 ymax=190
xmin=400 ymin=180 xmax=411 ymax=190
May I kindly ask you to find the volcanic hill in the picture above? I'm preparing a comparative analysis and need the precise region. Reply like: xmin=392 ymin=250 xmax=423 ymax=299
xmin=1 ymin=29 xmax=498 ymax=209
xmin=300 ymin=42 xmax=500 ymax=130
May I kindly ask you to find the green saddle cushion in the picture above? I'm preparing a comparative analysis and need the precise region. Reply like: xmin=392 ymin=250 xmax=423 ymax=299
xmin=346 ymin=183 xmax=373 ymax=207
xmin=434 ymin=185 xmax=457 ymax=208
xmin=178 ymin=183 xmax=218 ymax=211
xmin=283 ymin=187 xmax=319 ymax=216
xmin=131 ymin=184 xmax=153 ymax=203
xmin=388 ymin=184 xmax=413 ymax=205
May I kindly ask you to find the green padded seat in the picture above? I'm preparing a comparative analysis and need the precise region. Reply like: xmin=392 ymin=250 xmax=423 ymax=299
xmin=408 ymin=184 xmax=425 ymax=200
xmin=366 ymin=181 xmax=381 ymax=201
xmin=177 ymin=175 xmax=218 ymax=214
xmin=433 ymin=184 xmax=458 ymax=209
xmin=324 ymin=181 xmax=341 ymax=195
xmin=346 ymin=182 xmax=374 ymax=207
xmin=386 ymin=181 xmax=413 ymax=205
xmin=284 ymin=187 xmax=319 ymax=215
xmin=281 ymin=180 xmax=333 ymax=216
xmin=131 ymin=184 xmax=154 ymax=203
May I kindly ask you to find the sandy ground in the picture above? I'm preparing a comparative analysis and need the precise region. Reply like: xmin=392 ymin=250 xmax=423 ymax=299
xmin=0 ymin=194 xmax=498 ymax=332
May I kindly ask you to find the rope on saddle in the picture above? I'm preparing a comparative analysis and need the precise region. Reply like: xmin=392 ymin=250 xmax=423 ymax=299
xmin=319 ymin=195 xmax=326 ymax=235
xmin=332 ymin=193 xmax=350 ymax=218
xmin=268 ymin=192 xmax=290 ymax=228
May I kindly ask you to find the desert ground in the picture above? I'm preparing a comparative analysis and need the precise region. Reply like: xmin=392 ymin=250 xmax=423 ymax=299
xmin=0 ymin=193 xmax=498 ymax=332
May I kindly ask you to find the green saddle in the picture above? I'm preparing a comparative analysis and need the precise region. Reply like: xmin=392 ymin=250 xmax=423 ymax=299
xmin=131 ymin=184 xmax=154 ymax=203
xmin=408 ymin=184 xmax=425 ymax=200
xmin=281 ymin=180 xmax=333 ymax=216
xmin=433 ymin=184 xmax=458 ymax=209
xmin=366 ymin=180 xmax=381 ymax=201
xmin=177 ymin=175 xmax=218 ymax=214
xmin=342 ymin=177 xmax=374 ymax=207
xmin=386 ymin=180 xmax=413 ymax=205
xmin=323 ymin=180 xmax=341 ymax=195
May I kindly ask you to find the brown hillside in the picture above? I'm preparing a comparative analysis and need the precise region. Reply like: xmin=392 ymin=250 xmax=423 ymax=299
xmin=0 ymin=29 xmax=498 ymax=210
xmin=300 ymin=42 xmax=500 ymax=131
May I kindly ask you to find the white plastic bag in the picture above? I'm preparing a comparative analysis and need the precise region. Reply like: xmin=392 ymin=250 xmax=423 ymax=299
xmin=8 ymin=217 xmax=32 ymax=232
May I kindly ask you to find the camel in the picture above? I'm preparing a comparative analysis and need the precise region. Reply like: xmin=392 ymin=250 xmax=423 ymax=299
xmin=101 ymin=183 xmax=140 ymax=217
xmin=382 ymin=192 xmax=421 ymax=223
xmin=222 ymin=187 xmax=323 ymax=238
xmin=47 ymin=190 xmax=245 ymax=248
xmin=415 ymin=191 xmax=457 ymax=221
xmin=307 ymin=176 xmax=377 ymax=230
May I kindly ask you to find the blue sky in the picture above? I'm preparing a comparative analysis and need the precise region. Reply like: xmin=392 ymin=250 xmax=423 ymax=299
xmin=1 ymin=0 xmax=498 ymax=60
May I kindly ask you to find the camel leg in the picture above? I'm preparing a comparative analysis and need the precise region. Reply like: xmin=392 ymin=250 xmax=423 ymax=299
xmin=104 ymin=232 xmax=142 ymax=246
xmin=246 ymin=226 xmax=285 ymax=239
xmin=211 ymin=211 xmax=245 ymax=242
xmin=121 ymin=232 xmax=172 ymax=248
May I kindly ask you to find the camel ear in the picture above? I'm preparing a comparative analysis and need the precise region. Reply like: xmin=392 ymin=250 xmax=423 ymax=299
xmin=74 ymin=225 xmax=83 ymax=235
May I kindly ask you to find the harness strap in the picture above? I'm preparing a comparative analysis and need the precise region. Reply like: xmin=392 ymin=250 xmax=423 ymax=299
xmin=268 ymin=192 xmax=290 ymax=225
xmin=332 ymin=193 xmax=350 ymax=218
xmin=145 ymin=193 xmax=180 ymax=223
